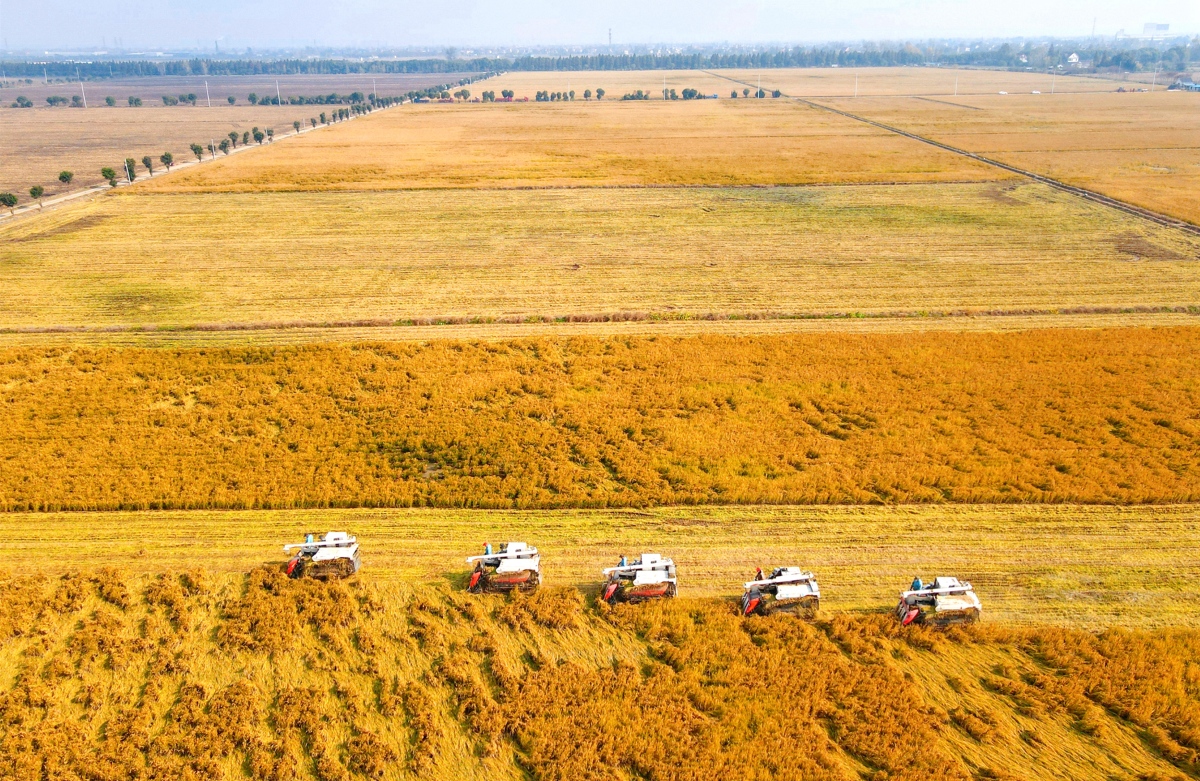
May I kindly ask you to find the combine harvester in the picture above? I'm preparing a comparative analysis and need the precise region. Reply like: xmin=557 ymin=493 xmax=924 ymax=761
xmin=896 ymin=577 xmax=981 ymax=626
xmin=741 ymin=567 xmax=820 ymax=616
xmin=601 ymin=554 xmax=677 ymax=603
xmin=466 ymin=542 xmax=541 ymax=593
xmin=283 ymin=532 xmax=361 ymax=580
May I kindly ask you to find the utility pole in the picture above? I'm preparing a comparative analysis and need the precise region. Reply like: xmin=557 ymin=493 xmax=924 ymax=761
xmin=205 ymin=80 xmax=211 ymax=107
xmin=854 ymin=72 xmax=858 ymax=98
xmin=210 ymin=139 xmax=217 ymax=159
xmin=276 ymin=79 xmax=282 ymax=105
xmin=954 ymin=74 xmax=958 ymax=96
xmin=372 ymin=78 xmax=377 ymax=103
xmin=79 ymin=79 xmax=87 ymax=108
xmin=608 ymin=28 xmax=612 ymax=48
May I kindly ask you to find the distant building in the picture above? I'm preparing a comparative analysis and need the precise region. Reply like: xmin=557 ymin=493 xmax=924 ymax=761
xmin=1169 ymin=80 xmax=1200 ymax=92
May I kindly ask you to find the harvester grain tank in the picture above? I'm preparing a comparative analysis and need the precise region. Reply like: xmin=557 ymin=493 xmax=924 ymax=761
xmin=895 ymin=577 xmax=981 ymax=626
xmin=466 ymin=542 xmax=541 ymax=593
xmin=741 ymin=567 xmax=820 ymax=616
xmin=283 ymin=532 xmax=361 ymax=580
xmin=601 ymin=554 xmax=677 ymax=603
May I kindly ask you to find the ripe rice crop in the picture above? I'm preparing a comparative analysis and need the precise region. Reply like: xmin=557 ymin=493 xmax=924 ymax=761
xmin=1 ymin=328 xmax=1198 ymax=512
xmin=133 ymin=97 xmax=1003 ymax=192
xmin=0 ymin=569 xmax=1196 ymax=780
xmin=3 ymin=183 xmax=1197 ymax=333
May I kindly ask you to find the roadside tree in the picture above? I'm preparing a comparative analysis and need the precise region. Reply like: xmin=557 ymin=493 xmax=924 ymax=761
xmin=0 ymin=193 xmax=16 ymax=214
xmin=29 ymin=185 xmax=44 ymax=208
xmin=190 ymin=143 xmax=204 ymax=161
xmin=58 ymin=171 xmax=74 ymax=185
xmin=141 ymin=156 xmax=154 ymax=175
xmin=159 ymin=152 xmax=174 ymax=171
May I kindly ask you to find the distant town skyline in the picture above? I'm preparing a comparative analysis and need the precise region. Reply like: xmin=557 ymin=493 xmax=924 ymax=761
xmin=1 ymin=0 xmax=1197 ymax=51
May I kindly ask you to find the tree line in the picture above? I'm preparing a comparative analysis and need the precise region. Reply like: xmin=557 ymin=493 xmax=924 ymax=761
xmin=2 ymin=41 xmax=1196 ymax=80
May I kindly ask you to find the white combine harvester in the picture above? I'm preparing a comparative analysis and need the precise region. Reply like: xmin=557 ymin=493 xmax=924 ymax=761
xmin=283 ymin=532 xmax=361 ymax=580
xmin=466 ymin=542 xmax=541 ymax=593
xmin=740 ymin=567 xmax=820 ymax=616
xmin=895 ymin=577 xmax=981 ymax=626
xmin=601 ymin=554 xmax=677 ymax=604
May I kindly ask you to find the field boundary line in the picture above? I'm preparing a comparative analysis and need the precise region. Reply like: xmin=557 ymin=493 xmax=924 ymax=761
xmin=912 ymin=96 xmax=984 ymax=111
xmin=5 ymin=304 xmax=1196 ymax=337
xmin=794 ymin=97 xmax=1200 ymax=235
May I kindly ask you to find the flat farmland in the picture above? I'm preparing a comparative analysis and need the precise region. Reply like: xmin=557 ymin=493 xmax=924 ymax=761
xmin=2 ymin=182 xmax=1196 ymax=333
xmin=0 ymin=104 xmax=315 ymax=195
xmin=134 ymin=98 xmax=1006 ymax=192
xmin=821 ymin=91 xmax=1200 ymax=225
xmin=0 ymin=72 xmax=479 ymax=107
xmin=466 ymin=68 xmax=741 ymax=98
xmin=474 ymin=67 xmax=1120 ymax=99
xmin=712 ymin=66 xmax=1119 ymax=96
xmin=5 ymin=504 xmax=1200 ymax=628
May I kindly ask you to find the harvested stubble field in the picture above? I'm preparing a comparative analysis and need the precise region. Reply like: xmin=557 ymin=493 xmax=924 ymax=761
xmin=716 ymin=66 xmax=1122 ymax=97
xmin=2 ymin=329 xmax=1198 ymax=512
xmin=475 ymin=66 xmax=1119 ymax=99
xmin=3 ymin=182 xmax=1198 ymax=333
xmin=821 ymin=91 xmax=1200 ymax=226
xmin=5 ymin=504 xmax=1200 ymax=628
xmin=0 ymin=72 xmax=479 ymax=107
xmin=133 ymin=97 xmax=1005 ymax=192
xmin=0 ymin=105 xmax=317 ymax=196
xmin=4 ymin=568 xmax=1200 ymax=780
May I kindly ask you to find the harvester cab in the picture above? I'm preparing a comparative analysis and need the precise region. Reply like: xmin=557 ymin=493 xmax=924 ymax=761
xmin=896 ymin=577 xmax=981 ymax=626
xmin=466 ymin=541 xmax=541 ymax=593
xmin=283 ymin=531 xmax=361 ymax=580
xmin=741 ymin=567 xmax=820 ymax=616
xmin=601 ymin=553 xmax=677 ymax=604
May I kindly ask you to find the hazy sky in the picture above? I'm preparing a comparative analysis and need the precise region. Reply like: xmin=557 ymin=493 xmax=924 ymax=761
xmin=1 ymin=0 xmax=1196 ymax=50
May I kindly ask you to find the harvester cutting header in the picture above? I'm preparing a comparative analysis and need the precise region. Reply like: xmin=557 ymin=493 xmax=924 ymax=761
xmin=896 ymin=577 xmax=981 ymax=626
xmin=601 ymin=554 xmax=677 ymax=603
xmin=284 ymin=532 xmax=361 ymax=580
xmin=741 ymin=567 xmax=820 ymax=616
xmin=466 ymin=542 xmax=541 ymax=593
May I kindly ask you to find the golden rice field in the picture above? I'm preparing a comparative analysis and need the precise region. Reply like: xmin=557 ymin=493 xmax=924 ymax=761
xmin=2 ymin=329 xmax=1198 ymax=512
xmin=132 ymin=97 xmax=1003 ymax=192
xmin=821 ymin=91 xmax=1200 ymax=225
xmin=6 ymin=504 xmax=1200 ymax=628
xmin=4 ymin=568 xmax=1200 ymax=780
xmin=2 ymin=182 xmax=1197 ymax=334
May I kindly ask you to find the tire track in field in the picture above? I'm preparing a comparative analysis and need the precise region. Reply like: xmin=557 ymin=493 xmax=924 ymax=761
xmin=702 ymin=70 xmax=1200 ymax=236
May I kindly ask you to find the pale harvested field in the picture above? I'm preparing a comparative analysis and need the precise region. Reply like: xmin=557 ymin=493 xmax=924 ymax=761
xmin=5 ymin=504 xmax=1199 ymax=628
xmin=2 ymin=182 xmax=1197 ymax=331
xmin=821 ymin=91 xmax=1200 ymax=225
xmin=708 ymin=66 xmax=1120 ymax=96
xmin=468 ymin=69 xmax=741 ymax=98
xmin=0 ymin=71 xmax=479 ymax=106
xmin=135 ymin=98 xmax=1006 ymax=192
xmin=0 ymin=104 xmax=318 ymax=195
xmin=474 ymin=67 xmax=1121 ymax=99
